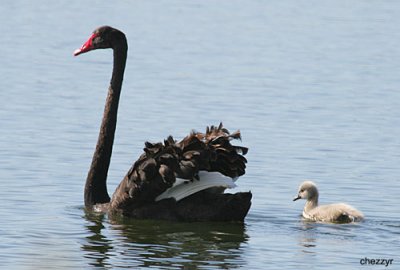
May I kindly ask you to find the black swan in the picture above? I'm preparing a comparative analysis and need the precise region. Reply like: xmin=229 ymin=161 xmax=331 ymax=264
xmin=74 ymin=26 xmax=251 ymax=221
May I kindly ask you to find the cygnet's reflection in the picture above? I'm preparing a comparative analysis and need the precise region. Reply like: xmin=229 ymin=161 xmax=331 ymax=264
xmin=297 ymin=219 xmax=318 ymax=253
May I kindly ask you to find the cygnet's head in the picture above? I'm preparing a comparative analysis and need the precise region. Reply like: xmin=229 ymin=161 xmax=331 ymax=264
xmin=293 ymin=181 xmax=319 ymax=201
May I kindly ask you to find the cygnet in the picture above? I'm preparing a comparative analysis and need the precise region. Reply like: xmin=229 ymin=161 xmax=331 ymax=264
xmin=293 ymin=181 xmax=364 ymax=223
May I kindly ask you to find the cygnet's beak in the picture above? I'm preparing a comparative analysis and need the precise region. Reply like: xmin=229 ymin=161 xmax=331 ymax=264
xmin=293 ymin=195 xmax=301 ymax=201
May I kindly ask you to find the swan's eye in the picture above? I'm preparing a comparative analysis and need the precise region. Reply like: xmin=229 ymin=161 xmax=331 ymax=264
xmin=300 ymin=189 xmax=304 ymax=193
xmin=93 ymin=36 xmax=102 ymax=44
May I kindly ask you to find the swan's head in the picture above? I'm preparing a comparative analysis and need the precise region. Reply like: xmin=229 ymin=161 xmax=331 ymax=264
xmin=293 ymin=180 xmax=319 ymax=201
xmin=74 ymin=26 xmax=126 ymax=56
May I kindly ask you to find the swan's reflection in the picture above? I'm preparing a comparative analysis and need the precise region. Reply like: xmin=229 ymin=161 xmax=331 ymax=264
xmin=81 ymin=211 xmax=113 ymax=268
xmin=82 ymin=211 xmax=249 ymax=268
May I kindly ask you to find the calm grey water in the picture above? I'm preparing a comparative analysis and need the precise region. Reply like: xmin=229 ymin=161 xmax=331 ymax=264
xmin=1 ymin=1 xmax=399 ymax=269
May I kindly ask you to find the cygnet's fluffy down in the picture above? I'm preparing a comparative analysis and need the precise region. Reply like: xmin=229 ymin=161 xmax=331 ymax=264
xmin=293 ymin=181 xmax=364 ymax=223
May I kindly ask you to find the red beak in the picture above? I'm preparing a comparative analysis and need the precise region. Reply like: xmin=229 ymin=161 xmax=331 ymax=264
xmin=74 ymin=33 xmax=97 ymax=56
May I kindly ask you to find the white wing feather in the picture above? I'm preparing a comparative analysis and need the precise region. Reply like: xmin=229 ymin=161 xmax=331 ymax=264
xmin=155 ymin=171 xmax=237 ymax=202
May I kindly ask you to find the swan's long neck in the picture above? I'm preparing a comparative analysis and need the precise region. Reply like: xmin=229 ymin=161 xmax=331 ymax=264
xmin=84 ymin=41 xmax=127 ymax=207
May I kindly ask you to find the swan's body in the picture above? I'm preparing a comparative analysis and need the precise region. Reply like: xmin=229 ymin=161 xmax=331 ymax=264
xmin=74 ymin=26 xmax=251 ymax=222
xmin=293 ymin=181 xmax=364 ymax=223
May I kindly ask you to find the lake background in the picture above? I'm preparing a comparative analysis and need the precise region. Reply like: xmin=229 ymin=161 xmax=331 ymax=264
xmin=1 ymin=0 xmax=399 ymax=269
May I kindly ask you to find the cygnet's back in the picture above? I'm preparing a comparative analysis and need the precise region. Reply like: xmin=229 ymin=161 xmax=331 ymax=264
xmin=293 ymin=181 xmax=364 ymax=223
xmin=305 ymin=203 xmax=364 ymax=223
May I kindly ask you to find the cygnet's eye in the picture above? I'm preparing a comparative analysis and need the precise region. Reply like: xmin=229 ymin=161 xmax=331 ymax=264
xmin=300 ymin=189 xmax=304 ymax=193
